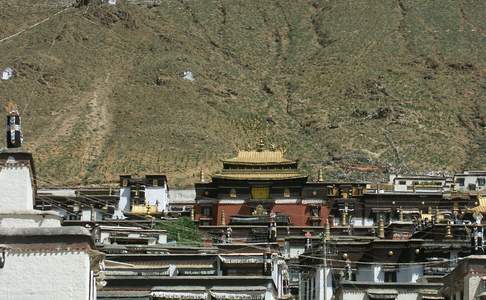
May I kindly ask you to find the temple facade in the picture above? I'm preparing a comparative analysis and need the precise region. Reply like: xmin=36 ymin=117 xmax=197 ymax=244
xmin=194 ymin=147 xmax=328 ymax=227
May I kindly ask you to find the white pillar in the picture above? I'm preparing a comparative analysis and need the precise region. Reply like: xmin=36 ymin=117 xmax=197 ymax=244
xmin=316 ymin=267 xmax=324 ymax=300
xmin=265 ymin=282 xmax=275 ymax=300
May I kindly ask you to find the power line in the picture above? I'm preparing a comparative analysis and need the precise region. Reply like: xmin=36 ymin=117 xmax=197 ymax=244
xmin=0 ymin=7 xmax=71 ymax=44
xmin=300 ymin=254 xmax=461 ymax=266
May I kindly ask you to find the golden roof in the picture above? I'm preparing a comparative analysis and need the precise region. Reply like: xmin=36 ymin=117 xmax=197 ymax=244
xmin=213 ymin=146 xmax=306 ymax=180
xmin=469 ymin=195 xmax=486 ymax=214
xmin=213 ymin=171 xmax=305 ymax=181
xmin=223 ymin=150 xmax=294 ymax=165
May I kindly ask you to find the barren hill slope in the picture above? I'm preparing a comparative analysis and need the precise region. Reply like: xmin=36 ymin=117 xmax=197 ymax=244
xmin=1 ymin=0 xmax=485 ymax=186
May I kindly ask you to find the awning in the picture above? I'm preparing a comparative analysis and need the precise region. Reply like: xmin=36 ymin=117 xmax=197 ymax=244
xmin=210 ymin=291 xmax=265 ymax=300
xmin=402 ymin=210 xmax=420 ymax=214
xmin=176 ymin=264 xmax=215 ymax=269
xmin=371 ymin=208 xmax=392 ymax=213
xmin=367 ymin=289 xmax=398 ymax=300
xmin=219 ymin=256 xmax=263 ymax=264
xmin=152 ymin=291 xmax=208 ymax=299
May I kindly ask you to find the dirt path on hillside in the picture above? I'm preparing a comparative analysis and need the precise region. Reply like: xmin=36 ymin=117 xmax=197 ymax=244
xmin=29 ymin=72 xmax=114 ymax=174
xmin=77 ymin=72 xmax=114 ymax=178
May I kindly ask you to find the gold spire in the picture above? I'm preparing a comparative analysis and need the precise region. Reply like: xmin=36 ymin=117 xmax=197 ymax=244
xmin=318 ymin=168 xmax=324 ymax=182
xmin=325 ymin=220 xmax=331 ymax=240
xmin=256 ymin=138 xmax=265 ymax=152
xmin=200 ymin=169 xmax=206 ymax=183
xmin=378 ymin=217 xmax=385 ymax=239
xmin=341 ymin=210 xmax=347 ymax=226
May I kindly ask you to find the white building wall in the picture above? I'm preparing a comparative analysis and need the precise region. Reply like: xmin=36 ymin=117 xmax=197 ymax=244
xmin=289 ymin=245 xmax=305 ymax=259
xmin=316 ymin=266 xmax=332 ymax=300
xmin=158 ymin=233 xmax=167 ymax=244
xmin=0 ymin=250 xmax=92 ymax=300
xmin=397 ymin=265 xmax=423 ymax=283
xmin=341 ymin=292 xmax=365 ymax=300
xmin=0 ymin=165 xmax=33 ymax=212
xmin=356 ymin=265 xmax=383 ymax=282
xmin=465 ymin=274 xmax=482 ymax=300
xmin=145 ymin=186 xmax=169 ymax=212
xmin=0 ymin=214 xmax=61 ymax=228
xmin=118 ymin=187 xmax=131 ymax=211
xmin=80 ymin=209 xmax=103 ymax=222
xmin=397 ymin=293 xmax=418 ymax=300
xmin=341 ymin=291 xmax=417 ymax=300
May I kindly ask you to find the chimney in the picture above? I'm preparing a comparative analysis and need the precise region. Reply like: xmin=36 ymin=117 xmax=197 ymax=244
xmin=5 ymin=103 xmax=23 ymax=149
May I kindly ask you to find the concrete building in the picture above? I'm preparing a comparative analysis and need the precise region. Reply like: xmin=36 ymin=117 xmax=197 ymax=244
xmin=442 ymin=255 xmax=486 ymax=300
xmin=454 ymin=171 xmax=486 ymax=193
xmin=115 ymin=174 xmax=169 ymax=219
xmin=96 ymin=225 xmax=167 ymax=245
xmin=0 ymin=131 xmax=103 ymax=299
xmin=388 ymin=174 xmax=450 ymax=193
xmin=98 ymin=243 xmax=289 ymax=300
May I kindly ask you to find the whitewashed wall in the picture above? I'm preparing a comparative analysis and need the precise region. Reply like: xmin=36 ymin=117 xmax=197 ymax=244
xmin=465 ymin=274 xmax=482 ymax=300
xmin=145 ymin=186 xmax=169 ymax=212
xmin=397 ymin=265 xmax=423 ymax=283
xmin=0 ymin=166 xmax=33 ymax=211
xmin=0 ymin=250 xmax=92 ymax=300
xmin=0 ymin=213 xmax=61 ymax=228
xmin=341 ymin=291 xmax=419 ymax=300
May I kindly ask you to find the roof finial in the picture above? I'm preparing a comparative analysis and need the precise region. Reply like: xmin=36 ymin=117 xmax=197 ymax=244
xmin=318 ymin=168 xmax=324 ymax=182
xmin=200 ymin=169 xmax=206 ymax=183
xmin=256 ymin=138 xmax=265 ymax=152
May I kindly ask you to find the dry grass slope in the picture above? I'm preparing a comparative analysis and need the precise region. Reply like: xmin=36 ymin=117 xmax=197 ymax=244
xmin=0 ymin=0 xmax=485 ymax=186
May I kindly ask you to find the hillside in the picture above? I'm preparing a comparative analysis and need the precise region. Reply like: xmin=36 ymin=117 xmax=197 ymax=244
xmin=1 ymin=0 xmax=485 ymax=186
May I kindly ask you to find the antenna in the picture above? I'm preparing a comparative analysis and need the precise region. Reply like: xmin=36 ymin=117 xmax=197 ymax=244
xmin=5 ymin=101 xmax=23 ymax=148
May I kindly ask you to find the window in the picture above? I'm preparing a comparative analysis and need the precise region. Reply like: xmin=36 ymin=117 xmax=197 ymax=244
xmin=468 ymin=183 xmax=477 ymax=191
xmin=456 ymin=178 xmax=465 ymax=187
xmin=478 ymin=178 xmax=486 ymax=187
xmin=152 ymin=179 xmax=158 ymax=186
xmin=229 ymin=188 xmax=237 ymax=198
xmin=201 ymin=206 xmax=212 ymax=217
xmin=398 ymin=180 xmax=406 ymax=185
xmin=284 ymin=188 xmax=290 ymax=198
xmin=384 ymin=271 xmax=397 ymax=283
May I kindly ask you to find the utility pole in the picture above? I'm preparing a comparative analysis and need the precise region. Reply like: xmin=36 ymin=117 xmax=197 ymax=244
xmin=322 ymin=224 xmax=329 ymax=300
